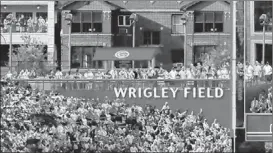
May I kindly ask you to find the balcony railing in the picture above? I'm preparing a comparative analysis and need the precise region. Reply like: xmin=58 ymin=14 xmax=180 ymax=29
xmin=10 ymin=79 xmax=231 ymax=91
xmin=0 ymin=22 xmax=47 ymax=33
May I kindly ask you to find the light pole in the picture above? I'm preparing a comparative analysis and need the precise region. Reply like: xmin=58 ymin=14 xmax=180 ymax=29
xmin=65 ymin=13 xmax=73 ymax=70
xmin=129 ymin=13 xmax=138 ymax=68
xmin=181 ymin=12 xmax=189 ymax=66
xmin=259 ymin=14 xmax=269 ymax=64
xmin=129 ymin=13 xmax=138 ymax=48
xmin=6 ymin=14 xmax=14 ymax=71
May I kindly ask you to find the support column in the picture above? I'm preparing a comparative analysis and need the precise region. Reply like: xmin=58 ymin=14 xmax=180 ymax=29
xmin=47 ymin=1 xmax=55 ymax=66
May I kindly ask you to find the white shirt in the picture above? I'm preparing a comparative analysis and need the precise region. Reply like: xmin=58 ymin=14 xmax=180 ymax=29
xmin=246 ymin=65 xmax=254 ymax=76
xmin=178 ymin=70 xmax=186 ymax=79
xmin=169 ymin=70 xmax=177 ymax=79
xmin=253 ymin=65 xmax=261 ymax=76
xmin=263 ymin=65 xmax=272 ymax=75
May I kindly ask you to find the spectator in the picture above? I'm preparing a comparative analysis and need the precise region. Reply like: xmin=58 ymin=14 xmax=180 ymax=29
xmin=1 ymin=79 xmax=233 ymax=153
xmin=263 ymin=62 xmax=272 ymax=83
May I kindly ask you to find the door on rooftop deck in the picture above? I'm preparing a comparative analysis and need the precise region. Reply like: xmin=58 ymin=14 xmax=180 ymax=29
xmin=0 ymin=45 xmax=9 ymax=67
xmin=171 ymin=49 xmax=184 ymax=63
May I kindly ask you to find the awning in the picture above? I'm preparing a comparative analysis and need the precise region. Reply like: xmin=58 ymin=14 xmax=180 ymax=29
xmin=93 ymin=47 xmax=161 ymax=61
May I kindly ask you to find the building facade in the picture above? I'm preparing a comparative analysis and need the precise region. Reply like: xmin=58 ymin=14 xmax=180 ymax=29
xmin=0 ymin=1 xmax=55 ymax=67
xmin=60 ymin=1 xmax=231 ymax=70
xmin=245 ymin=1 xmax=272 ymax=65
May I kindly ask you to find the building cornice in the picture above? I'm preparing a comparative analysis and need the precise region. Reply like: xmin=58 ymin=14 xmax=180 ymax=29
xmin=120 ymin=9 xmax=181 ymax=12
xmin=1 ymin=1 xmax=49 ymax=5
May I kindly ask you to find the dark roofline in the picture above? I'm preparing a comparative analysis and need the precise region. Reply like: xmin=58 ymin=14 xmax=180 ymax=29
xmin=59 ymin=1 xmax=120 ymax=10
xmin=180 ymin=1 xmax=230 ymax=11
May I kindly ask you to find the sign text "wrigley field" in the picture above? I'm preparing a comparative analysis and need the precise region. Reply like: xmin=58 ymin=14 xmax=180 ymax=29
xmin=114 ymin=87 xmax=224 ymax=99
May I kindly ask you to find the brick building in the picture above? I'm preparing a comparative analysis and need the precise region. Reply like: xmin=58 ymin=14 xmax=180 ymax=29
xmin=0 ymin=1 xmax=55 ymax=67
xmin=244 ymin=1 xmax=272 ymax=65
xmin=59 ymin=1 xmax=231 ymax=71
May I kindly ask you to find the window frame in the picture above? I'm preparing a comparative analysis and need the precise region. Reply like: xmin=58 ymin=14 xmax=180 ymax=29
xmin=70 ymin=46 xmax=104 ymax=69
xmin=193 ymin=45 xmax=215 ymax=64
xmin=118 ymin=15 xmax=131 ymax=27
xmin=171 ymin=14 xmax=185 ymax=34
xmin=194 ymin=11 xmax=224 ymax=33
xmin=143 ymin=31 xmax=161 ymax=45
xmin=71 ymin=11 xmax=103 ymax=33
xmin=253 ymin=1 xmax=272 ymax=33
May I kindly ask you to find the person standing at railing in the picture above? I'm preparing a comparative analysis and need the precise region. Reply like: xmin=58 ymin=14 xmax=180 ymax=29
xmin=5 ymin=70 xmax=13 ymax=80
xmin=128 ymin=69 xmax=135 ymax=80
xmin=18 ymin=14 xmax=26 ymax=33
xmin=168 ymin=67 xmax=177 ymax=80
xmin=73 ymin=69 xmax=82 ymax=90
xmin=263 ymin=62 xmax=272 ymax=84
xmin=245 ymin=62 xmax=254 ymax=85
xmin=27 ymin=17 xmax=34 ymax=33
xmin=119 ymin=68 xmax=128 ymax=80
xmin=37 ymin=16 xmax=45 ymax=33
xmin=253 ymin=61 xmax=262 ymax=85
xmin=22 ymin=69 xmax=30 ymax=79
xmin=147 ymin=67 xmax=156 ymax=79
xmin=33 ymin=17 xmax=38 ymax=32
xmin=29 ymin=69 xmax=37 ymax=79
xmin=84 ymin=69 xmax=94 ymax=90
xmin=3 ymin=17 xmax=9 ymax=33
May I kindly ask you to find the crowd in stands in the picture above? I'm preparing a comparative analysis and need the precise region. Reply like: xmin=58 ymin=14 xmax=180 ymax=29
xmin=4 ymin=62 xmax=231 ymax=80
xmin=250 ymin=86 xmax=272 ymax=113
xmin=245 ymin=61 xmax=272 ymax=86
xmin=1 ymin=79 xmax=233 ymax=152
xmin=1 ymin=13 xmax=47 ymax=33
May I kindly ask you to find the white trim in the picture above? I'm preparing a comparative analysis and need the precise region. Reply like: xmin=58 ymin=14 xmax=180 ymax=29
xmin=250 ymin=1 xmax=272 ymax=36
xmin=190 ymin=33 xmax=231 ymax=36
xmin=250 ymin=39 xmax=272 ymax=64
xmin=247 ymin=132 xmax=272 ymax=135
xmin=1 ymin=1 xmax=49 ymax=5
xmin=120 ymin=9 xmax=181 ymax=12
xmin=61 ymin=34 xmax=114 ymax=36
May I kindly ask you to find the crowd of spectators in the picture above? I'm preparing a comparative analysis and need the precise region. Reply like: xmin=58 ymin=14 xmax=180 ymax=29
xmin=250 ymin=86 xmax=272 ymax=113
xmin=4 ymin=62 xmax=231 ymax=80
xmin=1 ymin=13 xmax=47 ymax=33
xmin=1 ymin=79 xmax=233 ymax=152
xmin=245 ymin=61 xmax=272 ymax=86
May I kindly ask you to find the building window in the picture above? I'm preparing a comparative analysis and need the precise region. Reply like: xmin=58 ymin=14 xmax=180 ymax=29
xmin=254 ymin=1 xmax=272 ymax=32
xmin=71 ymin=11 xmax=102 ymax=33
xmin=118 ymin=15 xmax=131 ymax=26
xmin=194 ymin=12 xmax=224 ymax=32
xmin=71 ymin=46 xmax=103 ymax=69
xmin=134 ymin=61 xmax=149 ymax=68
xmin=255 ymin=44 xmax=272 ymax=65
xmin=143 ymin=31 xmax=160 ymax=45
xmin=114 ymin=60 xmax=132 ymax=69
xmin=171 ymin=14 xmax=184 ymax=34
xmin=193 ymin=46 xmax=215 ymax=64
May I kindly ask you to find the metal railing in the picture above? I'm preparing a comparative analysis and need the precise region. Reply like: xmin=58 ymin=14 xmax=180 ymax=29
xmin=11 ymin=79 xmax=231 ymax=91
